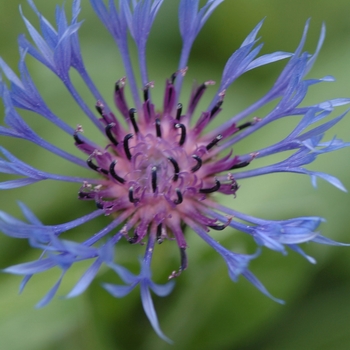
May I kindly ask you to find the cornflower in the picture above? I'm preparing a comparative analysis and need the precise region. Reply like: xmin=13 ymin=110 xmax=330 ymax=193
xmin=0 ymin=0 xmax=349 ymax=342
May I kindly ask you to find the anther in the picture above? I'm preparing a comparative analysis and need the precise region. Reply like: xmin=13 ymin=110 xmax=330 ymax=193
xmin=199 ymin=179 xmax=221 ymax=194
xmin=230 ymin=161 xmax=250 ymax=170
xmin=128 ymin=186 xmax=138 ymax=203
xmin=105 ymin=123 xmax=118 ymax=146
xmin=151 ymin=166 xmax=157 ymax=193
xmin=167 ymin=157 xmax=180 ymax=181
xmin=210 ymin=100 xmax=223 ymax=118
xmin=143 ymin=81 xmax=154 ymax=102
xmin=174 ymin=188 xmax=183 ymax=205
xmin=170 ymin=67 xmax=188 ymax=84
xmin=87 ymin=159 xmax=108 ymax=175
xmin=95 ymin=101 xmax=104 ymax=116
xmin=170 ymin=72 xmax=177 ymax=84
xmin=129 ymin=108 xmax=139 ymax=134
xmin=191 ymin=155 xmax=202 ymax=172
xmin=208 ymin=217 xmax=232 ymax=231
xmin=176 ymin=103 xmax=183 ymax=120
xmin=155 ymin=118 xmax=162 ymax=138
xmin=123 ymin=134 xmax=133 ymax=160
xmin=96 ymin=201 xmax=104 ymax=209
xmin=208 ymin=224 xmax=226 ymax=231
xmin=128 ymin=232 xmax=138 ymax=244
xmin=237 ymin=121 xmax=253 ymax=130
xmin=206 ymin=134 xmax=223 ymax=150
xmin=169 ymin=248 xmax=188 ymax=279
xmin=210 ymin=90 xmax=225 ymax=119
xmin=157 ymin=223 xmax=163 ymax=244
xmin=109 ymin=160 xmax=126 ymax=184
xmin=175 ymin=123 xmax=186 ymax=146
xmin=73 ymin=132 xmax=84 ymax=145
xmin=115 ymin=77 xmax=126 ymax=92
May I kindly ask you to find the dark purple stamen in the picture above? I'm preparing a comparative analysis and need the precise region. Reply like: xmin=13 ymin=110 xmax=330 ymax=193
xmin=96 ymin=201 xmax=104 ymax=209
xmin=230 ymin=161 xmax=250 ymax=170
xmin=237 ymin=121 xmax=253 ymax=130
xmin=175 ymin=123 xmax=186 ymax=146
xmin=143 ymin=87 xmax=149 ymax=102
xmin=128 ymin=232 xmax=138 ymax=244
xmin=151 ymin=166 xmax=157 ymax=193
xmin=210 ymin=100 xmax=223 ymax=118
xmin=73 ymin=133 xmax=84 ymax=145
xmin=206 ymin=134 xmax=223 ymax=150
xmin=87 ymin=159 xmax=108 ymax=175
xmin=109 ymin=160 xmax=126 ymax=184
xmin=168 ymin=157 xmax=180 ymax=181
xmin=208 ymin=223 xmax=227 ymax=231
xmin=191 ymin=155 xmax=202 ymax=172
xmin=128 ymin=187 xmax=138 ymax=203
xmin=78 ymin=191 xmax=93 ymax=199
xmin=190 ymin=83 xmax=206 ymax=110
xmin=123 ymin=134 xmax=133 ymax=160
xmin=155 ymin=118 xmax=162 ymax=138
xmin=170 ymin=72 xmax=177 ymax=84
xmin=105 ymin=123 xmax=118 ymax=146
xmin=157 ymin=223 xmax=163 ymax=244
xmin=174 ymin=188 xmax=183 ymax=205
xmin=179 ymin=247 xmax=187 ymax=272
xmin=95 ymin=102 xmax=104 ymax=116
xmin=199 ymin=179 xmax=221 ymax=193
xmin=129 ymin=108 xmax=139 ymax=134
xmin=176 ymin=103 xmax=183 ymax=120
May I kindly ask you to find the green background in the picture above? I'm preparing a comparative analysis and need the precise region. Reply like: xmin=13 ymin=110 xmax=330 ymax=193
xmin=1 ymin=0 xmax=350 ymax=349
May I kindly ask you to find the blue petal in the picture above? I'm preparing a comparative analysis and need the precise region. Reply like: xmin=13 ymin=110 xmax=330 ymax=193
xmin=140 ymin=282 xmax=173 ymax=343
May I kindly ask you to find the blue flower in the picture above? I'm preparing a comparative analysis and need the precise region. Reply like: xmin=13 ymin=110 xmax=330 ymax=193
xmin=0 ymin=0 xmax=349 ymax=342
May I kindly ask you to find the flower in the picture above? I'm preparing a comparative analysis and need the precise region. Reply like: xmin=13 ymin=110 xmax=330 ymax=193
xmin=0 ymin=0 xmax=349 ymax=342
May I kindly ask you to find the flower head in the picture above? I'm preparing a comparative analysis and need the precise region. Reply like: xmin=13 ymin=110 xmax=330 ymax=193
xmin=0 ymin=0 xmax=349 ymax=342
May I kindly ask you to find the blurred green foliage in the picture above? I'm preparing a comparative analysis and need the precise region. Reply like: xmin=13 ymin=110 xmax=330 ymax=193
xmin=0 ymin=1 xmax=350 ymax=349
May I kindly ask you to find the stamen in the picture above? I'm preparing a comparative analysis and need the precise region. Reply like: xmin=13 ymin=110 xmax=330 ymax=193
xmin=128 ymin=232 xmax=138 ymax=244
xmin=191 ymin=155 xmax=202 ymax=172
xmin=143 ymin=81 xmax=154 ymax=102
xmin=129 ymin=108 xmax=139 ymax=134
xmin=128 ymin=186 xmax=138 ymax=203
xmin=115 ymin=77 xmax=126 ymax=92
xmin=206 ymin=134 xmax=223 ymax=150
xmin=230 ymin=161 xmax=250 ymax=170
xmin=109 ymin=160 xmax=126 ymax=184
xmin=157 ymin=223 xmax=163 ymax=244
xmin=210 ymin=100 xmax=223 ymax=118
xmin=73 ymin=132 xmax=84 ymax=145
xmin=170 ymin=72 xmax=177 ymax=84
xmin=95 ymin=101 xmax=104 ymax=116
xmin=238 ymin=117 xmax=261 ymax=131
xmin=176 ymin=103 xmax=183 ymax=120
xmin=170 ymin=67 xmax=188 ymax=84
xmin=199 ymin=179 xmax=221 ymax=193
xmin=169 ymin=247 xmax=187 ymax=279
xmin=180 ymin=247 xmax=187 ymax=271
xmin=123 ymin=134 xmax=133 ymax=160
xmin=155 ymin=118 xmax=162 ymax=138
xmin=175 ymin=123 xmax=186 ymax=146
xmin=87 ymin=159 xmax=108 ymax=175
xmin=167 ymin=157 xmax=180 ymax=181
xmin=210 ymin=90 xmax=225 ymax=118
xmin=174 ymin=188 xmax=183 ymax=205
xmin=208 ymin=217 xmax=232 ymax=231
xmin=105 ymin=123 xmax=118 ymax=146
xmin=151 ymin=166 xmax=157 ymax=193
xmin=96 ymin=201 xmax=104 ymax=209
xmin=208 ymin=224 xmax=226 ymax=230
xmin=237 ymin=121 xmax=253 ymax=130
